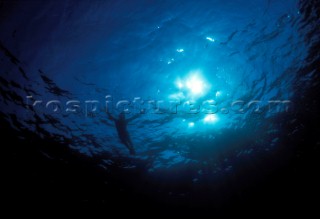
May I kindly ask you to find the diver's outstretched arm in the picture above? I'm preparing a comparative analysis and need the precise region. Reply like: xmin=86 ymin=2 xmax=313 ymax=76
xmin=126 ymin=113 xmax=140 ymax=123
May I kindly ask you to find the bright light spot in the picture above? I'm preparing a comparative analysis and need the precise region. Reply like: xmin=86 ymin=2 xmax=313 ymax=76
xmin=215 ymin=91 xmax=221 ymax=97
xmin=177 ymin=48 xmax=184 ymax=53
xmin=207 ymin=99 xmax=215 ymax=104
xmin=203 ymin=114 xmax=218 ymax=123
xmin=188 ymin=122 xmax=195 ymax=128
xmin=186 ymin=74 xmax=206 ymax=95
xmin=171 ymin=71 xmax=210 ymax=100
xmin=175 ymin=79 xmax=184 ymax=89
xmin=167 ymin=58 xmax=174 ymax=64
xmin=182 ymin=119 xmax=186 ymax=122
xmin=206 ymin=37 xmax=215 ymax=42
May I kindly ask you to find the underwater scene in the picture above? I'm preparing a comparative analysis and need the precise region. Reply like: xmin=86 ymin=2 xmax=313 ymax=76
xmin=1 ymin=0 xmax=319 ymax=214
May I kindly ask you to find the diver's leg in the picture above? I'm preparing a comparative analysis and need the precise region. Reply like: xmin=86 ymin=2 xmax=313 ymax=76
xmin=121 ymin=138 xmax=135 ymax=155
xmin=122 ymin=138 xmax=135 ymax=155
xmin=127 ymin=141 xmax=135 ymax=155
xmin=124 ymin=141 xmax=135 ymax=155
xmin=126 ymin=135 xmax=135 ymax=155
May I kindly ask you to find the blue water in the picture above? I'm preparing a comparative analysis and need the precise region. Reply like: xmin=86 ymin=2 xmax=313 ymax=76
xmin=1 ymin=0 xmax=319 ymax=207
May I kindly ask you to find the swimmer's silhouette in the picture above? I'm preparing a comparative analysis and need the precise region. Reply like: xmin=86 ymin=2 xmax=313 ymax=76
xmin=108 ymin=111 xmax=139 ymax=155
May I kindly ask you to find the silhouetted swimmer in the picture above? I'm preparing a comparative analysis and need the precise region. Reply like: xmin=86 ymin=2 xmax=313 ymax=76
xmin=108 ymin=111 xmax=140 ymax=155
